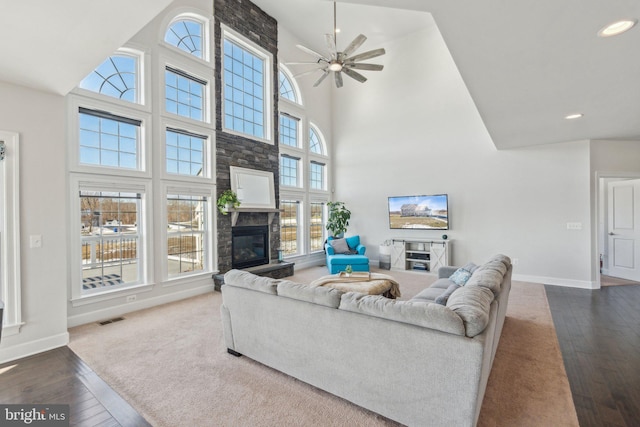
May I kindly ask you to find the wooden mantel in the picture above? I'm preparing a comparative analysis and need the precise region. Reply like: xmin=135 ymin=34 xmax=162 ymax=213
xmin=228 ymin=207 xmax=282 ymax=227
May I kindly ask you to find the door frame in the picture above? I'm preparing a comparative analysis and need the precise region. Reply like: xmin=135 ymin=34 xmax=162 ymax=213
xmin=595 ymin=171 xmax=640 ymax=289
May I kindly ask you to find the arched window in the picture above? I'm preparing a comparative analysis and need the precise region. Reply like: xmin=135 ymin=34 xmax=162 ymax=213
xmin=309 ymin=124 xmax=326 ymax=155
xmin=79 ymin=52 xmax=139 ymax=103
xmin=165 ymin=17 xmax=205 ymax=59
xmin=279 ymin=70 xmax=298 ymax=103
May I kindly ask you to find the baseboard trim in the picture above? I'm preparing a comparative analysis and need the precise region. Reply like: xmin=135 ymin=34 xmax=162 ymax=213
xmin=513 ymin=273 xmax=596 ymax=289
xmin=67 ymin=284 xmax=214 ymax=328
xmin=0 ymin=332 xmax=69 ymax=364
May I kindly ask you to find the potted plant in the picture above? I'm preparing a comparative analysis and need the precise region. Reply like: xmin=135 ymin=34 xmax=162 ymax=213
xmin=326 ymin=201 xmax=351 ymax=237
xmin=217 ymin=189 xmax=240 ymax=215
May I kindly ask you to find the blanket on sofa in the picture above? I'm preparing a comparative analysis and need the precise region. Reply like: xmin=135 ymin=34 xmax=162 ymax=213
xmin=310 ymin=273 xmax=402 ymax=299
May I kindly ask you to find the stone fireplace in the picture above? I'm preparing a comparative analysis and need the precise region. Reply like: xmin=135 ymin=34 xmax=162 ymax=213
xmin=231 ymin=225 xmax=269 ymax=269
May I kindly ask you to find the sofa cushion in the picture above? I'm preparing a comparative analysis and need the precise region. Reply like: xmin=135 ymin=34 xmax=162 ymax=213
xmin=330 ymin=238 xmax=351 ymax=254
xmin=277 ymin=280 xmax=343 ymax=308
xmin=465 ymin=268 xmax=503 ymax=295
xmin=411 ymin=286 xmax=446 ymax=302
xmin=430 ymin=278 xmax=453 ymax=290
xmin=446 ymin=286 xmax=495 ymax=337
xmin=223 ymin=269 xmax=277 ymax=295
xmin=435 ymin=283 xmax=461 ymax=305
xmin=340 ymin=293 xmax=465 ymax=336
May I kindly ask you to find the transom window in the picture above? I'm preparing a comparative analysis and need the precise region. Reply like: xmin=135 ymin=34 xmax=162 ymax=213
xmin=79 ymin=108 xmax=140 ymax=169
xmin=79 ymin=53 xmax=138 ymax=103
xmin=280 ymin=154 xmax=300 ymax=187
xmin=165 ymin=18 xmax=204 ymax=59
xmin=167 ymin=194 xmax=208 ymax=277
xmin=279 ymin=114 xmax=299 ymax=148
xmin=222 ymin=30 xmax=270 ymax=140
xmin=279 ymin=70 xmax=298 ymax=103
xmin=166 ymin=128 xmax=206 ymax=177
xmin=165 ymin=67 xmax=206 ymax=121
xmin=80 ymin=190 xmax=142 ymax=294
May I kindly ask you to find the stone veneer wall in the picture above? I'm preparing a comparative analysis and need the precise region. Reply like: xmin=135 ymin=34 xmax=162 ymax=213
xmin=214 ymin=0 xmax=280 ymax=273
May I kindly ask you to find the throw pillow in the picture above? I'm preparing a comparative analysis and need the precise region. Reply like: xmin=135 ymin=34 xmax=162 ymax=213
xmin=435 ymin=283 xmax=460 ymax=305
xmin=449 ymin=267 xmax=472 ymax=286
xmin=330 ymin=238 xmax=351 ymax=254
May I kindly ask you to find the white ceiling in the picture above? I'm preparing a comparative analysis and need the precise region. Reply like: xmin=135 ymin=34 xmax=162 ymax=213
xmin=0 ymin=0 xmax=173 ymax=96
xmin=254 ymin=0 xmax=640 ymax=149
xmin=0 ymin=0 xmax=637 ymax=149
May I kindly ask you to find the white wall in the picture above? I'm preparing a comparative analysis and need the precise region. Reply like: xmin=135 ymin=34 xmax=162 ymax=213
xmin=0 ymin=82 xmax=69 ymax=362
xmin=330 ymin=17 xmax=594 ymax=287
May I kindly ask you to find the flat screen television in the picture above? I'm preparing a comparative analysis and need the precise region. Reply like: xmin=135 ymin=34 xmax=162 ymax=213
xmin=388 ymin=194 xmax=449 ymax=230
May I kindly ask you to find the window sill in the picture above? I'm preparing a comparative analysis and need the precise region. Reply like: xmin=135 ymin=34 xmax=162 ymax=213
xmin=70 ymin=283 xmax=154 ymax=307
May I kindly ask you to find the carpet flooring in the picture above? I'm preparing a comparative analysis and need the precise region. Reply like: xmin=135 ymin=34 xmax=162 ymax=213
xmin=69 ymin=267 xmax=578 ymax=426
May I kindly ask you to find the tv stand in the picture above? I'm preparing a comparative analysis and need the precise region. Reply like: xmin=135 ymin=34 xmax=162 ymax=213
xmin=390 ymin=238 xmax=450 ymax=273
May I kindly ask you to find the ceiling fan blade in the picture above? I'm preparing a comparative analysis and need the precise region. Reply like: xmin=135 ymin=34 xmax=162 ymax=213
xmin=342 ymin=34 xmax=367 ymax=58
xmin=296 ymin=44 xmax=329 ymax=61
xmin=347 ymin=63 xmax=384 ymax=71
xmin=313 ymin=70 xmax=330 ymax=87
xmin=343 ymin=68 xmax=367 ymax=83
xmin=286 ymin=61 xmax=325 ymax=65
xmin=334 ymin=71 xmax=344 ymax=88
xmin=346 ymin=48 xmax=386 ymax=63
xmin=325 ymin=34 xmax=337 ymax=59
xmin=294 ymin=68 xmax=325 ymax=78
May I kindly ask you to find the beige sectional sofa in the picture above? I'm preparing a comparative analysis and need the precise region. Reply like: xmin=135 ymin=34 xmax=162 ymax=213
xmin=220 ymin=254 xmax=512 ymax=426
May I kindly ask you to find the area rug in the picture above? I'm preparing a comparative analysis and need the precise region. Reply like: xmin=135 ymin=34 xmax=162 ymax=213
xmin=69 ymin=267 xmax=578 ymax=426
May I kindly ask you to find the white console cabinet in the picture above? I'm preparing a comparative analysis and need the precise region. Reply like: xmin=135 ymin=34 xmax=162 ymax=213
xmin=390 ymin=239 xmax=450 ymax=273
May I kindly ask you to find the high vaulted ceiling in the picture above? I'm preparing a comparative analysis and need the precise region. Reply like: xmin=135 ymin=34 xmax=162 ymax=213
xmin=254 ymin=0 xmax=640 ymax=149
xmin=0 ymin=0 xmax=638 ymax=149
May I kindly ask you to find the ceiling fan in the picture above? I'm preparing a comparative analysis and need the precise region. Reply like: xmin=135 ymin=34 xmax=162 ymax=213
xmin=287 ymin=1 xmax=386 ymax=88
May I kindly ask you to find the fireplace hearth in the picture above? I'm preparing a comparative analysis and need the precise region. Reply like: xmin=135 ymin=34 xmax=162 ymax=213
xmin=232 ymin=225 xmax=269 ymax=269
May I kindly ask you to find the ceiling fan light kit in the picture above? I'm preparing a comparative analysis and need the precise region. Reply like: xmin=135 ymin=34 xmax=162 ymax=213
xmin=289 ymin=1 xmax=386 ymax=88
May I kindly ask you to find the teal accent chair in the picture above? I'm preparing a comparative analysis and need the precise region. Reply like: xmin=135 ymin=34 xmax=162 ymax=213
xmin=325 ymin=235 xmax=370 ymax=274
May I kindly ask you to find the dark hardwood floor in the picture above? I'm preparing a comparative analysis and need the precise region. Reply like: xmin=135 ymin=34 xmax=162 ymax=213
xmin=0 ymin=346 xmax=149 ymax=427
xmin=546 ymin=284 xmax=640 ymax=427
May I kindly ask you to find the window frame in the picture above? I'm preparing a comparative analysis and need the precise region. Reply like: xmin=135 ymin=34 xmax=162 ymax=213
xmin=0 ymin=131 xmax=22 ymax=337
xmin=280 ymin=199 xmax=303 ymax=257
xmin=69 ymin=175 xmax=153 ymax=305
xmin=278 ymin=65 xmax=303 ymax=106
xmin=160 ymin=183 xmax=214 ymax=283
xmin=163 ymin=64 xmax=210 ymax=124
xmin=163 ymin=13 xmax=210 ymax=63
xmin=76 ymin=47 xmax=147 ymax=107
xmin=161 ymin=118 xmax=214 ymax=183
xmin=220 ymin=24 xmax=273 ymax=144
xmin=68 ymin=97 xmax=152 ymax=178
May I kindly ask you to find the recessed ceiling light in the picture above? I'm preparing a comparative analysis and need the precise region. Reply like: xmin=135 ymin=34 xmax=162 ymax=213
xmin=597 ymin=19 xmax=637 ymax=37
xmin=565 ymin=113 xmax=584 ymax=120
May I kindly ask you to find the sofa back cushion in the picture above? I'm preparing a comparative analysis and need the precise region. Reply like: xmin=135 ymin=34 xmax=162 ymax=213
xmin=446 ymin=286 xmax=495 ymax=337
xmin=223 ymin=269 xmax=278 ymax=294
xmin=277 ymin=281 xmax=344 ymax=308
xmin=339 ymin=293 xmax=465 ymax=336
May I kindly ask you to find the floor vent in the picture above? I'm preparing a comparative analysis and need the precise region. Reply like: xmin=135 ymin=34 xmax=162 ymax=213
xmin=98 ymin=317 xmax=125 ymax=326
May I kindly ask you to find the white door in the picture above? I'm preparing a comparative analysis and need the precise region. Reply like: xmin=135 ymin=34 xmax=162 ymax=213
xmin=607 ymin=179 xmax=640 ymax=281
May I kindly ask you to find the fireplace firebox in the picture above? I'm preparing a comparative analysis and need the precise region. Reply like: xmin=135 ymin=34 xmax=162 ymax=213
xmin=232 ymin=225 xmax=269 ymax=269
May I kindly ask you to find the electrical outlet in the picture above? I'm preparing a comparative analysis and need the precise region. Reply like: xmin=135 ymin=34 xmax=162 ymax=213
xmin=567 ymin=222 xmax=583 ymax=230
xmin=512 ymin=258 xmax=519 ymax=266
xmin=126 ymin=295 xmax=137 ymax=303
